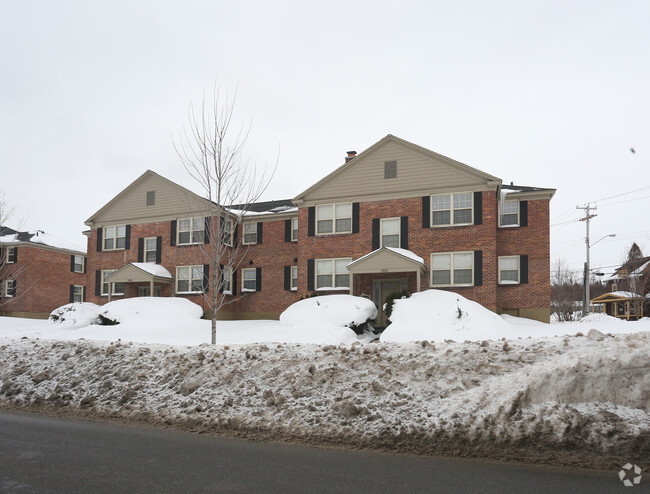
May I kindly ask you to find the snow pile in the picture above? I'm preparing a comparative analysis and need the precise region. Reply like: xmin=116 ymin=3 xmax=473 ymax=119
xmin=280 ymin=294 xmax=376 ymax=329
xmin=49 ymin=303 xmax=104 ymax=327
xmin=381 ymin=290 xmax=511 ymax=342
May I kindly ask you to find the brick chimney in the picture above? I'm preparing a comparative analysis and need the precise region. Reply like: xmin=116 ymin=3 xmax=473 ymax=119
xmin=345 ymin=150 xmax=357 ymax=163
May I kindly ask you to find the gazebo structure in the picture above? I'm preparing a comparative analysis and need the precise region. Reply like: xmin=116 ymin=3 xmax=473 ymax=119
xmin=589 ymin=291 xmax=645 ymax=320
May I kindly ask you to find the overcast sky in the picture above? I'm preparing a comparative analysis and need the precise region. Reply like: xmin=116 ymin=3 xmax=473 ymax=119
xmin=2 ymin=0 xmax=649 ymax=278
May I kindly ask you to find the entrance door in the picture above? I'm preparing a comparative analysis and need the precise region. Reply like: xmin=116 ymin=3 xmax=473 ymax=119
xmin=138 ymin=286 xmax=161 ymax=297
xmin=372 ymin=278 xmax=408 ymax=328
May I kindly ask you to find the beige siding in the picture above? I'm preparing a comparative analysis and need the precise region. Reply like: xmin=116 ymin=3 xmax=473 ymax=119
xmin=306 ymin=141 xmax=491 ymax=202
xmin=92 ymin=174 xmax=212 ymax=226
xmin=348 ymin=250 xmax=423 ymax=274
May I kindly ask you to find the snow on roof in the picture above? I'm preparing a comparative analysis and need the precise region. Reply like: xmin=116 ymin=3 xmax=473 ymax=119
xmin=608 ymin=291 xmax=644 ymax=298
xmin=0 ymin=229 xmax=86 ymax=253
xmin=131 ymin=263 xmax=173 ymax=279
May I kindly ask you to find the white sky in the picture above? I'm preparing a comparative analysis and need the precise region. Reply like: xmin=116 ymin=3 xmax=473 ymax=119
xmin=2 ymin=1 xmax=649 ymax=279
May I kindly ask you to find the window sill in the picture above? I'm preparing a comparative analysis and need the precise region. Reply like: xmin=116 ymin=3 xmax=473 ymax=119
xmin=290 ymin=287 xmax=297 ymax=291
xmin=429 ymin=223 xmax=474 ymax=229
xmin=102 ymin=248 xmax=126 ymax=252
xmin=176 ymin=291 xmax=204 ymax=295
xmin=176 ymin=242 xmax=205 ymax=247
xmin=498 ymin=224 xmax=520 ymax=229
xmin=315 ymin=231 xmax=353 ymax=237
xmin=101 ymin=294 xmax=125 ymax=297
xmin=499 ymin=281 xmax=520 ymax=285
xmin=430 ymin=284 xmax=474 ymax=289
xmin=241 ymin=288 xmax=256 ymax=292
xmin=223 ymin=290 xmax=232 ymax=296
xmin=316 ymin=287 xmax=350 ymax=292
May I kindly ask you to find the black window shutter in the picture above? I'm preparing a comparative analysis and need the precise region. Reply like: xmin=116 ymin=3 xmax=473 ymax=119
xmin=137 ymin=238 xmax=144 ymax=262
xmin=307 ymin=259 xmax=315 ymax=291
xmin=284 ymin=266 xmax=291 ymax=290
xmin=125 ymin=225 xmax=131 ymax=250
xmin=204 ymin=217 xmax=210 ymax=244
xmin=83 ymin=257 xmax=87 ymax=274
xmin=95 ymin=270 xmax=101 ymax=296
xmin=256 ymin=267 xmax=262 ymax=291
xmin=155 ymin=236 xmax=162 ymax=263
xmin=400 ymin=216 xmax=408 ymax=250
xmin=474 ymin=192 xmax=482 ymax=225
xmin=232 ymin=270 xmax=237 ymax=296
xmin=422 ymin=196 xmax=430 ymax=228
xmin=0 ymin=247 xmax=3 ymax=265
xmin=233 ymin=223 xmax=239 ymax=248
xmin=82 ymin=286 xmax=86 ymax=302
xmin=257 ymin=222 xmax=263 ymax=244
xmin=352 ymin=203 xmax=360 ymax=233
xmin=10 ymin=280 xmax=16 ymax=297
xmin=203 ymin=264 xmax=210 ymax=293
xmin=97 ymin=228 xmax=103 ymax=252
xmin=308 ymin=207 xmax=315 ymax=236
xmin=372 ymin=219 xmax=380 ymax=250
xmin=521 ymin=255 xmax=529 ymax=284
xmin=170 ymin=221 xmax=177 ymax=246
xmin=69 ymin=285 xmax=74 ymax=303
xmin=520 ymin=201 xmax=528 ymax=227
xmin=284 ymin=219 xmax=291 ymax=242
xmin=219 ymin=264 xmax=224 ymax=293
xmin=474 ymin=251 xmax=483 ymax=286
xmin=70 ymin=255 xmax=75 ymax=272
xmin=12 ymin=248 xmax=17 ymax=263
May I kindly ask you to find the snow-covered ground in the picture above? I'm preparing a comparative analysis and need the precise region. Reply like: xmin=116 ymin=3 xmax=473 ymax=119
xmin=0 ymin=292 xmax=648 ymax=469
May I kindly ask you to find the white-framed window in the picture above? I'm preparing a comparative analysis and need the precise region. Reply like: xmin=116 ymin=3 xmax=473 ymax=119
xmin=103 ymin=225 xmax=127 ymax=250
xmin=498 ymin=256 xmax=520 ymax=284
xmin=431 ymin=192 xmax=473 ymax=227
xmin=6 ymin=246 xmax=17 ymax=263
xmin=291 ymin=217 xmax=298 ymax=241
xmin=101 ymin=270 xmax=125 ymax=296
xmin=499 ymin=200 xmax=519 ymax=227
xmin=223 ymin=219 xmax=233 ymax=247
xmin=176 ymin=265 xmax=204 ymax=294
xmin=612 ymin=283 xmax=618 ymax=292
xmin=316 ymin=203 xmax=352 ymax=234
xmin=144 ymin=237 xmax=157 ymax=263
xmin=291 ymin=265 xmax=298 ymax=290
xmin=381 ymin=218 xmax=400 ymax=248
xmin=316 ymin=258 xmax=351 ymax=290
xmin=177 ymin=217 xmax=204 ymax=245
xmin=242 ymin=268 xmax=257 ymax=291
xmin=221 ymin=266 xmax=232 ymax=294
xmin=243 ymin=223 xmax=257 ymax=245
xmin=72 ymin=285 xmax=84 ymax=303
xmin=73 ymin=255 xmax=85 ymax=273
xmin=430 ymin=252 xmax=473 ymax=286
xmin=4 ymin=279 xmax=16 ymax=297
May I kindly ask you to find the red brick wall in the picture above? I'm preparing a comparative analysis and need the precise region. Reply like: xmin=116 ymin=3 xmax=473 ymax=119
xmin=0 ymin=246 xmax=86 ymax=316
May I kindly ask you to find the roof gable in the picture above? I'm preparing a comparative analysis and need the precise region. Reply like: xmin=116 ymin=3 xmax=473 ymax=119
xmin=294 ymin=135 xmax=502 ymax=205
xmin=85 ymin=170 xmax=213 ymax=227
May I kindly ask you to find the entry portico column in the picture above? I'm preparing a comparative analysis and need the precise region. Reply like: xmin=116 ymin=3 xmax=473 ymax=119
xmin=150 ymin=279 xmax=154 ymax=297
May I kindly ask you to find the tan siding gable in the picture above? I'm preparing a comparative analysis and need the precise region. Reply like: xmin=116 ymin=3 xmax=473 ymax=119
xmin=88 ymin=172 xmax=212 ymax=227
xmin=296 ymin=135 xmax=501 ymax=204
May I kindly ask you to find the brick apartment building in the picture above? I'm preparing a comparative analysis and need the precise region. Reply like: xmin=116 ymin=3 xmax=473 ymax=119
xmin=84 ymin=135 xmax=555 ymax=324
xmin=0 ymin=227 xmax=87 ymax=318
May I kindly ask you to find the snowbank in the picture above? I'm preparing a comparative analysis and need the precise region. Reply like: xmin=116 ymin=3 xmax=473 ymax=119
xmin=280 ymin=294 xmax=376 ymax=329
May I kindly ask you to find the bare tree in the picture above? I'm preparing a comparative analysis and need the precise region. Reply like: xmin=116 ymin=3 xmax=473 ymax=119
xmin=174 ymin=88 xmax=277 ymax=344
xmin=550 ymin=258 xmax=582 ymax=321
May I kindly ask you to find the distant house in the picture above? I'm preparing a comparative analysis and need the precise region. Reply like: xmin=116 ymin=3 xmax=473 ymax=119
xmin=0 ymin=227 xmax=87 ymax=318
xmin=590 ymin=291 xmax=645 ymax=320
xmin=83 ymin=134 xmax=555 ymax=323
xmin=598 ymin=254 xmax=650 ymax=319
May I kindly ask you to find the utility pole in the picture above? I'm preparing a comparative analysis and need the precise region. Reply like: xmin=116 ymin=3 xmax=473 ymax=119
xmin=577 ymin=204 xmax=597 ymax=316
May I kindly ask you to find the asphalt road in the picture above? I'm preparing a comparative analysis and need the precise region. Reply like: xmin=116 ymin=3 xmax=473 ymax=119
xmin=0 ymin=410 xmax=642 ymax=493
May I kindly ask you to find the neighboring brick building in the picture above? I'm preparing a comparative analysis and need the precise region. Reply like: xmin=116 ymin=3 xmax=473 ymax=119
xmin=84 ymin=135 xmax=555 ymax=323
xmin=0 ymin=227 xmax=87 ymax=318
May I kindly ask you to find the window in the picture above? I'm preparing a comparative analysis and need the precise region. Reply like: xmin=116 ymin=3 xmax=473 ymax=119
xmin=177 ymin=217 xmax=204 ymax=245
xmin=104 ymin=225 xmax=127 ymax=250
xmin=384 ymin=161 xmax=397 ymax=179
xmin=223 ymin=219 xmax=233 ymax=246
xmin=291 ymin=217 xmax=298 ymax=241
xmin=316 ymin=258 xmax=351 ymax=290
xmin=146 ymin=191 xmax=155 ymax=206
xmin=291 ymin=266 xmax=298 ymax=290
xmin=499 ymin=200 xmax=519 ymax=227
xmin=222 ymin=266 xmax=232 ymax=294
xmin=6 ymin=246 xmax=17 ymax=263
xmin=381 ymin=218 xmax=400 ymax=248
xmin=176 ymin=265 xmax=204 ymax=293
xmin=242 ymin=268 xmax=257 ymax=291
xmin=243 ymin=223 xmax=257 ymax=245
xmin=144 ymin=237 xmax=157 ymax=263
xmin=73 ymin=255 xmax=85 ymax=273
xmin=499 ymin=256 xmax=520 ymax=284
xmin=101 ymin=270 xmax=124 ymax=295
xmin=4 ymin=279 xmax=16 ymax=297
xmin=431 ymin=252 xmax=473 ymax=286
xmin=316 ymin=203 xmax=352 ymax=234
xmin=431 ymin=192 xmax=473 ymax=226
xmin=72 ymin=285 xmax=84 ymax=303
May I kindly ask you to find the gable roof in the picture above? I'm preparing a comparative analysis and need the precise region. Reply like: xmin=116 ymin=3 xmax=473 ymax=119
xmin=0 ymin=226 xmax=86 ymax=255
xmin=293 ymin=134 xmax=502 ymax=205
xmin=85 ymin=170 xmax=214 ymax=227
